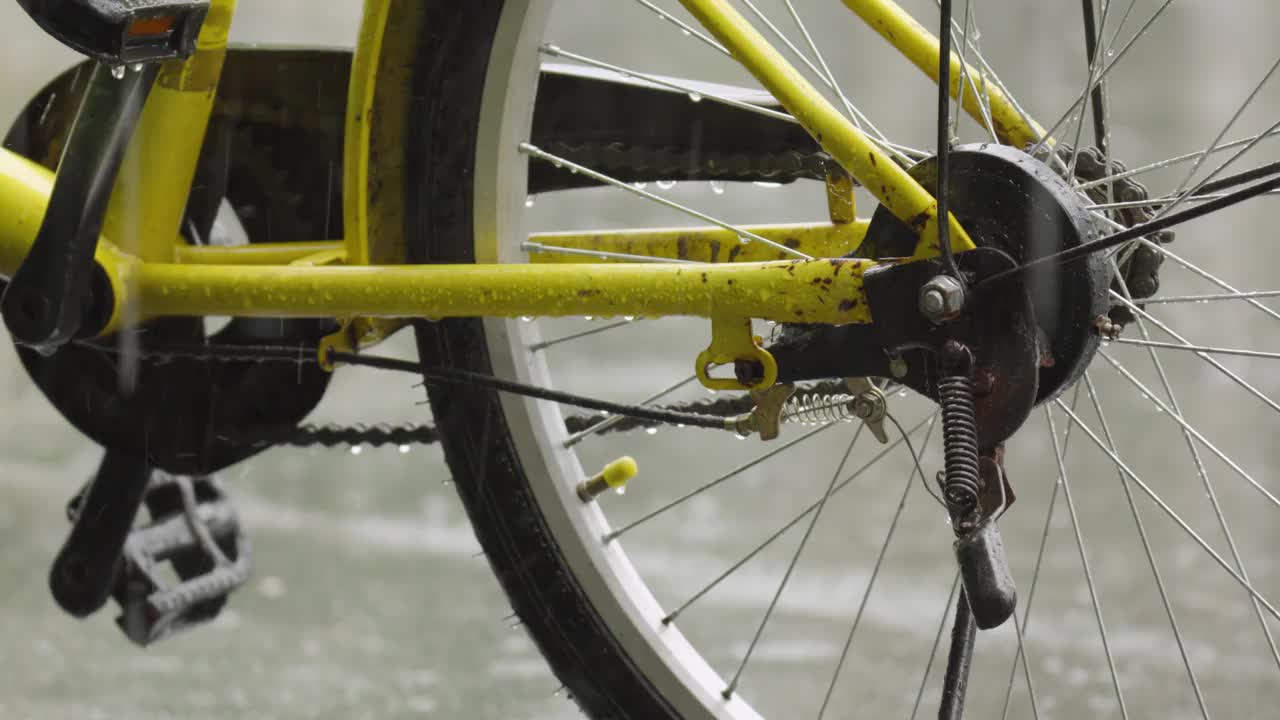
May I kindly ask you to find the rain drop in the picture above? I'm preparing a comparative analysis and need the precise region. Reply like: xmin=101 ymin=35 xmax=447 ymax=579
xmin=623 ymin=315 xmax=636 ymax=321
xmin=615 ymin=486 xmax=627 ymax=495
xmin=645 ymin=427 xmax=658 ymax=435
xmin=520 ymin=316 xmax=535 ymax=322
xmin=525 ymin=196 xmax=536 ymax=208
xmin=656 ymin=180 xmax=677 ymax=190
xmin=681 ymin=29 xmax=692 ymax=37
xmin=398 ymin=444 xmax=411 ymax=454
xmin=688 ymin=92 xmax=703 ymax=103
xmin=738 ymin=235 xmax=752 ymax=244
xmin=129 ymin=63 xmax=143 ymax=72
xmin=753 ymin=181 xmax=783 ymax=189
xmin=584 ymin=315 xmax=594 ymax=321
xmin=350 ymin=445 xmax=363 ymax=455
xmin=633 ymin=182 xmax=648 ymax=190
xmin=110 ymin=65 xmax=125 ymax=80
xmin=709 ymin=179 xmax=726 ymax=195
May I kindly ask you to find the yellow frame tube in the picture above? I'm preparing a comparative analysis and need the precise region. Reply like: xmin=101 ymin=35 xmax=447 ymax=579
xmin=101 ymin=0 xmax=236 ymax=263
xmin=840 ymin=0 xmax=1047 ymax=149
xmin=130 ymin=258 xmax=872 ymax=325
xmin=528 ymin=222 xmax=869 ymax=264
xmin=678 ymin=0 xmax=974 ymax=260
xmin=0 ymin=0 xmax=1060 ymax=339
xmin=174 ymin=242 xmax=345 ymax=265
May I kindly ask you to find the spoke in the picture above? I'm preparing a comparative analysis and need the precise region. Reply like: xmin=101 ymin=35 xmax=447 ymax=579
xmin=951 ymin=1 xmax=998 ymax=143
xmin=932 ymin=0 xmax=1045 ymax=152
xmin=1076 ymin=127 xmax=1280 ymax=191
xmin=723 ymin=426 xmax=864 ymax=698
xmin=1008 ymin=608 xmax=1042 ymax=720
xmin=1029 ymin=0 xmax=1179 ymax=159
xmin=1139 ymin=239 xmax=1280 ymax=327
xmin=1097 ymin=350 xmax=1280 ymax=519
xmin=1045 ymin=405 xmax=1129 ymax=718
xmin=1109 ymin=290 xmax=1280 ymax=417
xmin=1116 ymin=258 xmax=1279 ymax=692
xmin=1054 ymin=400 xmax=1280 ymax=622
xmin=818 ymin=419 xmax=939 ymax=718
xmin=629 ymin=0 xmax=730 ymax=55
xmin=988 ymin=386 xmax=1080 ymax=717
xmin=910 ymin=571 xmax=962 ymax=720
xmin=522 ymin=240 xmax=698 ymax=264
xmin=540 ymin=44 xmax=796 ymax=124
xmin=739 ymin=0 xmax=918 ymax=163
xmin=563 ymin=375 xmax=697 ymax=448
xmin=1082 ymin=374 xmax=1212 ymax=718
xmin=529 ymin=319 xmax=638 ymax=352
xmin=999 ymin=386 xmax=1082 ymax=720
xmin=1087 ymin=188 xmax=1280 ymax=210
xmin=1151 ymin=59 xmax=1280 ymax=221
xmin=608 ymin=421 xmax=838 ymax=541
xmin=1111 ymin=337 xmax=1280 ymax=361
xmin=1141 ymin=289 xmax=1280 ymax=305
xmin=660 ymin=414 xmax=935 ymax=623
xmin=519 ymin=142 xmax=812 ymax=259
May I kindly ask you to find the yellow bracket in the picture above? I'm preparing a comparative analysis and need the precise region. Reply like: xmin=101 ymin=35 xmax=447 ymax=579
xmin=318 ymin=317 xmax=407 ymax=371
xmin=695 ymin=316 xmax=777 ymax=391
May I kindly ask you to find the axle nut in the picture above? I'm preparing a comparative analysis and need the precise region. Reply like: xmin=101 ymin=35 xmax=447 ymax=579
xmin=918 ymin=275 xmax=965 ymax=324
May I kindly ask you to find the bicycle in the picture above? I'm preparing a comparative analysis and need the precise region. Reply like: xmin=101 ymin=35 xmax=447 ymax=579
xmin=3 ymin=0 xmax=1280 ymax=717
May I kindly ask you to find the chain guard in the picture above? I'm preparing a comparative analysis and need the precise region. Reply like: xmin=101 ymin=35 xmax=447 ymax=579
xmin=3 ymin=49 xmax=349 ymax=473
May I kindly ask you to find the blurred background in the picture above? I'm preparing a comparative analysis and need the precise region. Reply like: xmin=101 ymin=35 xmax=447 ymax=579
xmin=3 ymin=1 xmax=1280 ymax=718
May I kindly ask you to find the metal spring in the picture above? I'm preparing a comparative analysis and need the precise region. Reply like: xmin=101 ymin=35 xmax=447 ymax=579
xmin=938 ymin=375 xmax=981 ymax=511
xmin=781 ymin=392 xmax=858 ymax=425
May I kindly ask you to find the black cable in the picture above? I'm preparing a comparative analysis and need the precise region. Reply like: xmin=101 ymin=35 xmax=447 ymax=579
xmin=979 ymin=171 xmax=1280 ymax=289
xmin=327 ymin=350 xmax=730 ymax=431
xmin=935 ymin=0 xmax=961 ymax=282
xmin=1081 ymin=0 xmax=1108 ymax=153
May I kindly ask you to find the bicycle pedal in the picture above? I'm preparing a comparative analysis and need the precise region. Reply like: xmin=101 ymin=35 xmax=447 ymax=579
xmin=16 ymin=0 xmax=209 ymax=64
xmin=113 ymin=471 xmax=250 ymax=646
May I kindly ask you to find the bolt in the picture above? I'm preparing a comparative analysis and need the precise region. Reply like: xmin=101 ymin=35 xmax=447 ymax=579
xmin=919 ymin=275 xmax=965 ymax=324
xmin=1093 ymin=314 xmax=1122 ymax=341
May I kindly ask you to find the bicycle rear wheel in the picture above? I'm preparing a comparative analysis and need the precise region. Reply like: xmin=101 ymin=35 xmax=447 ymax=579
xmin=396 ymin=2 xmax=1280 ymax=718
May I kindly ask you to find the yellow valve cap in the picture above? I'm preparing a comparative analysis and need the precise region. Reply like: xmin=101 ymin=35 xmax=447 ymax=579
xmin=577 ymin=456 xmax=639 ymax=502
xmin=601 ymin=456 xmax=638 ymax=488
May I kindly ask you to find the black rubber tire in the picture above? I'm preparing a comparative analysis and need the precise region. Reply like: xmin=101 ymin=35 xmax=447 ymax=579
xmin=402 ymin=4 xmax=681 ymax=719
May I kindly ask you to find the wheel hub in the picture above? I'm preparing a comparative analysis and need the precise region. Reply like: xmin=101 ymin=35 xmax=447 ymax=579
xmin=771 ymin=144 xmax=1111 ymax=447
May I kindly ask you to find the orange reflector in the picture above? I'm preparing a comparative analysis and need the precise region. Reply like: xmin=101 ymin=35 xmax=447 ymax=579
xmin=126 ymin=15 xmax=177 ymax=37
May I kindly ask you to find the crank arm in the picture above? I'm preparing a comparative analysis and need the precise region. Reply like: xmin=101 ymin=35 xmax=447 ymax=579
xmin=50 ymin=451 xmax=153 ymax=617
xmin=2 ymin=61 xmax=157 ymax=352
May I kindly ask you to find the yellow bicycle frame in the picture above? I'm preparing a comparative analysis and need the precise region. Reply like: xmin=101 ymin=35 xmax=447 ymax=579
xmin=0 ymin=0 xmax=1045 ymax=387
